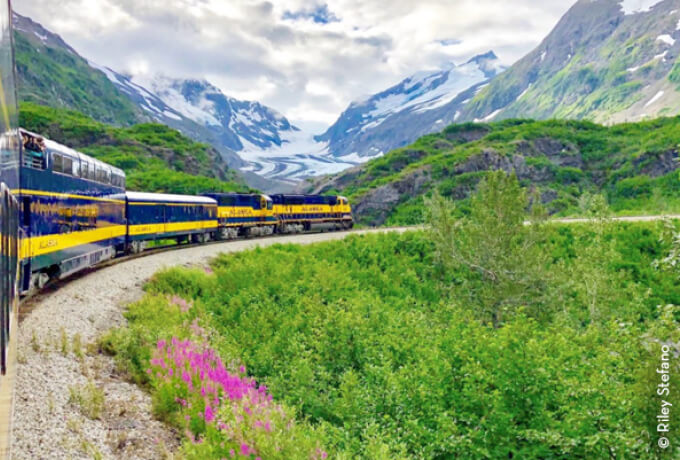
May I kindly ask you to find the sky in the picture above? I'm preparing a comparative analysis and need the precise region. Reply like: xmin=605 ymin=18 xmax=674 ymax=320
xmin=14 ymin=0 xmax=577 ymax=131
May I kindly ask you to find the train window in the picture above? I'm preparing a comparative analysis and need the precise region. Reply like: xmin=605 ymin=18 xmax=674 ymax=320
xmin=72 ymin=159 xmax=81 ymax=177
xmin=52 ymin=153 xmax=63 ymax=173
xmin=96 ymin=166 xmax=105 ymax=183
xmin=105 ymin=168 xmax=112 ymax=184
xmin=267 ymin=200 xmax=273 ymax=210
xmin=88 ymin=162 xmax=96 ymax=181
xmin=62 ymin=156 xmax=73 ymax=176
xmin=81 ymin=162 xmax=88 ymax=179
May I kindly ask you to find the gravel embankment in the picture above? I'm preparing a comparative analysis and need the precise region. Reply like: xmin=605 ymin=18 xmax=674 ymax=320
xmin=11 ymin=228 xmax=408 ymax=459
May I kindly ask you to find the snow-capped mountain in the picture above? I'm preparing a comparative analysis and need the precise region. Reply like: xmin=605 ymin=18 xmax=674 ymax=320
xmin=316 ymin=51 xmax=504 ymax=160
xmin=131 ymin=76 xmax=300 ymax=153
xmin=459 ymin=0 xmax=680 ymax=124
xmin=101 ymin=72 xmax=363 ymax=182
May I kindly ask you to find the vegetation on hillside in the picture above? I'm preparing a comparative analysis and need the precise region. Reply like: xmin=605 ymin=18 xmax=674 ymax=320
xmin=310 ymin=118 xmax=680 ymax=226
xmin=102 ymin=173 xmax=679 ymax=458
xmin=15 ymin=31 xmax=141 ymax=126
xmin=20 ymin=102 xmax=249 ymax=194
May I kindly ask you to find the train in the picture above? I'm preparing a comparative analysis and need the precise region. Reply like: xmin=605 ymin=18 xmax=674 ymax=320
xmin=17 ymin=128 xmax=353 ymax=293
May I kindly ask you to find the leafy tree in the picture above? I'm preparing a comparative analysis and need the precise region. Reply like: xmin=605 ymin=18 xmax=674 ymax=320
xmin=426 ymin=171 xmax=551 ymax=326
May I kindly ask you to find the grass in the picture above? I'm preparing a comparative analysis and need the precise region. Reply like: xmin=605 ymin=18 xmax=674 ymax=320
xmin=68 ymin=381 xmax=106 ymax=420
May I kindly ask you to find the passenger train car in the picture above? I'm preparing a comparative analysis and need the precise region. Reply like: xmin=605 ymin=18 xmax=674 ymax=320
xmin=126 ymin=192 xmax=217 ymax=253
xmin=19 ymin=129 xmax=126 ymax=291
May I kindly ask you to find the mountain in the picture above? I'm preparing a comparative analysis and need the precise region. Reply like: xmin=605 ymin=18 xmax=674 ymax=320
xmin=459 ymin=0 xmax=680 ymax=124
xmin=13 ymin=12 xmax=142 ymax=125
xmin=305 ymin=118 xmax=680 ymax=226
xmin=317 ymin=52 xmax=504 ymax=161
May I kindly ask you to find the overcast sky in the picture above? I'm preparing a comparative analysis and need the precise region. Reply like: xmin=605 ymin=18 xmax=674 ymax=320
xmin=15 ymin=0 xmax=576 ymax=130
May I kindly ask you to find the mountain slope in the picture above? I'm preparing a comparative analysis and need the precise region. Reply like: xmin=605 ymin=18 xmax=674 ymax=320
xmin=460 ymin=0 xmax=680 ymax=124
xmin=305 ymin=118 xmax=680 ymax=226
xmin=317 ymin=52 xmax=504 ymax=161
xmin=13 ymin=12 xmax=142 ymax=126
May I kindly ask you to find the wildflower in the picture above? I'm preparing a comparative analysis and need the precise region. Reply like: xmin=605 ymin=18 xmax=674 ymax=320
xmin=205 ymin=405 xmax=215 ymax=423
xmin=240 ymin=443 xmax=251 ymax=456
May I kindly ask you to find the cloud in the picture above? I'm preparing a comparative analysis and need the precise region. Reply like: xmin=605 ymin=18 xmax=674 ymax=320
xmin=13 ymin=0 xmax=577 ymax=129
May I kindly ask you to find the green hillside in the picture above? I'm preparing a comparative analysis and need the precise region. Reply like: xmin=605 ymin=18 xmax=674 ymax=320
xmin=306 ymin=118 xmax=680 ymax=226
xmin=20 ymin=102 xmax=248 ymax=194
xmin=14 ymin=30 xmax=141 ymax=126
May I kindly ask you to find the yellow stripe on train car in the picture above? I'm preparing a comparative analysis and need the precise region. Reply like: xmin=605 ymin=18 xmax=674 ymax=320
xmin=21 ymin=225 xmax=128 ymax=259
xmin=128 ymin=220 xmax=218 ymax=236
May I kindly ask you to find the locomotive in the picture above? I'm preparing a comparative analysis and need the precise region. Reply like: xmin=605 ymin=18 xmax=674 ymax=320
xmin=17 ymin=129 xmax=353 ymax=293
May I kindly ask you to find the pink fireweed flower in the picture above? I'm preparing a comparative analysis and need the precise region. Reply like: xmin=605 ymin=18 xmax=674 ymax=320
xmin=149 ymin=337 xmax=326 ymax=456
xmin=204 ymin=266 xmax=214 ymax=275
xmin=205 ymin=405 xmax=215 ymax=423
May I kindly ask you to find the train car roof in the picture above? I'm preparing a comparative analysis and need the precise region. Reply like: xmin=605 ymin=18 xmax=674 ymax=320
xmin=40 ymin=136 xmax=126 ymax=178
xmin=126 ymin=191 xmax=217 ymax=205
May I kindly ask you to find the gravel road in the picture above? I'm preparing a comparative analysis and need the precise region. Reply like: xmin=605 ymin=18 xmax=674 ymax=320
xmin=10 ymin=228 xmax=409 ymax=460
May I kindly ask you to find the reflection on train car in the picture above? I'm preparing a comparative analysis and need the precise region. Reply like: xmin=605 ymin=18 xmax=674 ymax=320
xmin=18 ymin=130 xmax=126 ymax=292
xmin=125 ymin=192 xmax=218 ymax=253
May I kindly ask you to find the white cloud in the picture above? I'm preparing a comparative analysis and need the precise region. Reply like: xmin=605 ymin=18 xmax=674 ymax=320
xmin=14 ymin=0 xmax=576 ymax=128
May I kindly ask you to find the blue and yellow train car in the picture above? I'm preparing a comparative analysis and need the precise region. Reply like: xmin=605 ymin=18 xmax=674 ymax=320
xmin=202 ymin=193 xmax=276 ymax=239
xmin=19 ymin=130 xmax=126 ymax=291
xmin=125 ymin=192 xmax=218 ymax=252
xmin=270 ymin=194 xmax=353 ymax=233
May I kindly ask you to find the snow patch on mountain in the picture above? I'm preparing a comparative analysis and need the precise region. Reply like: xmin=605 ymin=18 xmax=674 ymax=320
xmin=656 ymin=34 xmax=676 ymax=46
xmin=134 ymin=76 xmax=222 ymax=127
xmin=618 ymin=0 xmax=664 ymax=15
